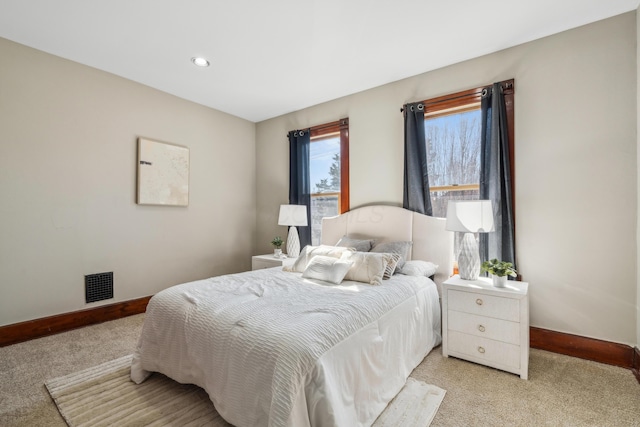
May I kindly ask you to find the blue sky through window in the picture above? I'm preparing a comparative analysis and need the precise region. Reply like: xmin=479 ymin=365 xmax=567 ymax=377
xmin=310 ymin=136 xmax=340 ymax=192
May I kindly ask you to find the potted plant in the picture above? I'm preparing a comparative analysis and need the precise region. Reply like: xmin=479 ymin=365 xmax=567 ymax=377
xmin=481 ymin=259 xmax=517 ymax=288
xmin=271 ymin=236 xmax=284 ymax=258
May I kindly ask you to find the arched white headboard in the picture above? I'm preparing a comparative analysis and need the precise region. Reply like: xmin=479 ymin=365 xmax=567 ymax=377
xmin=321 ymin=205 xmax=454 ymax=290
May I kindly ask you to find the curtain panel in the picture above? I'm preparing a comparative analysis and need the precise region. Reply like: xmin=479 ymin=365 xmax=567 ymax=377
xmin=403 ymin=102 xmax=433 ymax=216
xmin=288 ymin=129 xmax=312 ymax=249
xmin=479 ymin=83 xmax=516 ymax=268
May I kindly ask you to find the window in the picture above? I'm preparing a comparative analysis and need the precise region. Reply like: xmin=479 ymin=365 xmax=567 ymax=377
xmin=422 ymin=81 xmax=514 ymax=218
xmin=425 ymin=101 xmax=482 ymax=217
xmin=309 ymin=118 xmax=349 ymax=245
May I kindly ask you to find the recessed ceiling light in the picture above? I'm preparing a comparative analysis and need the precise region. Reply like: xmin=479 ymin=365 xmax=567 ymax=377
xmin=191 ymin=57 xmax=210 ymax=67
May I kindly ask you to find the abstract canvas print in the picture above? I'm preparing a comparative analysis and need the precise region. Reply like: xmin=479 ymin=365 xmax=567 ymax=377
xmin=137 ymin=137 xmax=189 ymax=206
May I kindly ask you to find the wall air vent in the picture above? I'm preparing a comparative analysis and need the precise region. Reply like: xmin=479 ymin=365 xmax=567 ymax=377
xmin=85 ymin=272 xmax=114 ymax=303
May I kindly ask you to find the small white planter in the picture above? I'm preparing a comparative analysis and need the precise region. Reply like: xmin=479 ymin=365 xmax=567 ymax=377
xmin=492 ymin=275 xmax=507 ymax=288
xmin=274 ymin=248 xmax=283 ymax=258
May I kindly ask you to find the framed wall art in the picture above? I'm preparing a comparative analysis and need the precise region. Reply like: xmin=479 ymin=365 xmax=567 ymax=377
xmin=137 ymin=137 xmax=189 ymax=206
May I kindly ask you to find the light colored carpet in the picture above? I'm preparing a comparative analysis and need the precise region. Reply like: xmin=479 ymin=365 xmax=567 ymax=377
xmin=2 ymin=314 xmax=639 ymax=426
xmin=45 ymin=354 xmax=445 ymax=427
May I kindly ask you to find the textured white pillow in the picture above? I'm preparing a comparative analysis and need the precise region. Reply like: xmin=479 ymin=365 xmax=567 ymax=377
xmin=398 ymin=260 xmax=438 ymax=277
xmin=284 ymin=245 xmax=355 ymax=273
xmin=302 ymin=256 xmax=354 ymax=284
xmin=342 ymin=252 xmax=393 ymax=286
xmin=370 ymin=241 xmax=412 ymax=269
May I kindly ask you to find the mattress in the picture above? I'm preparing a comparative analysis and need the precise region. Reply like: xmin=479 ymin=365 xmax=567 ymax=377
xmin=131 ymin=267 xmax=441 ymax=427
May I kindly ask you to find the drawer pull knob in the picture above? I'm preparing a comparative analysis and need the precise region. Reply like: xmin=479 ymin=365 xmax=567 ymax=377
xmin=475 ymin=298 xmax=483 ymax=306
xmin=478 ymin=346 xmax=485 ymax=354
xmin=478 ymin=325 xmax=485 ymax=332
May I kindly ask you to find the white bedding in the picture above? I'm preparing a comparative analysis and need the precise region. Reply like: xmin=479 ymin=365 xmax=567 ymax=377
xmin=131 ymin=267 xmax=441 ymax=427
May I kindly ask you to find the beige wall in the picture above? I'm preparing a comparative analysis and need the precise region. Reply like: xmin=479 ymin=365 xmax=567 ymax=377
xmin=257 ymin=13 xmax=638 ymax=345
xmin=637 ymin=6 xmax=640 ymax=349
xmin=0 ymin=38 xmax=256 ymax=326
xmin=2 ymin=13 xmax=637 ymax=347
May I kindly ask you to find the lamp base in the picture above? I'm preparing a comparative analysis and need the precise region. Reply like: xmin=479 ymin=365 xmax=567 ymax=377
xmin=286 ymin=226 xmax=301 ymax=258
xmin=458 ymin=232 xmax=480 ymax=280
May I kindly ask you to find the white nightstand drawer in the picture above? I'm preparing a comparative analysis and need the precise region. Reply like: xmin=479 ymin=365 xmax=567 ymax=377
xmin=448 ymin=330 xmax=520 ymax=369
xmin=448 ymin=289 xmax=520 ymax=322
xmin=448 ymin=310 xmax=520 ymax=345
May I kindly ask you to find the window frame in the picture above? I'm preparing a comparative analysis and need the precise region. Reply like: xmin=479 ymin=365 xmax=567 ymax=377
xmin=420 ymin=79 xmax=515 ymax=218
xmin=309 ymin=118 xmax=350 ymax=214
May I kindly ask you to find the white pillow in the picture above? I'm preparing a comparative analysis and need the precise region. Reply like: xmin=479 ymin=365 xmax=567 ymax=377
xmin=302 ymin=256 xmax=354 ymax=284
xmin=397 ymin=260 xmax=438 ymax=277
xmin=284 ymin=245 xmax=355 ymax=273
xmin=342 ymin=252 xmax=394 ymax=286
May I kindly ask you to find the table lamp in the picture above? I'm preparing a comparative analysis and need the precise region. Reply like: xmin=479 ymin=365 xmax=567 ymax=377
xmin=278 ymin=204 xmax=308 ymax=258
xmin=445 ymin=200 xmax=494 ymax=280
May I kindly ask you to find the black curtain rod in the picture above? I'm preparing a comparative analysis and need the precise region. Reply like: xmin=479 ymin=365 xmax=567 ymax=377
xmin=400 ymin=79 xmax=513 ymax=113
xmin=286 ymin=118 xmax=348 ymax=137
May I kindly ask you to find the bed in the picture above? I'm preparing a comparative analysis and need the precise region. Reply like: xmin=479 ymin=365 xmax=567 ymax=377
xmin=130 ymin=205 xmax=453 ymax=427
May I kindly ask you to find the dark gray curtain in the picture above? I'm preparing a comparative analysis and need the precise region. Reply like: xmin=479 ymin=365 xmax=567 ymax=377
xmin=479 ymin=83 xmax=516 ymax=268
xmin=288 ymin=129 xmax=312 ymax=249
xmin=403 ymin=102 xmax=433 ymax=216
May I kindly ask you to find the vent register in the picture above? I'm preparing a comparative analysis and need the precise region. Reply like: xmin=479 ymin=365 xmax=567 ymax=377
xmin=84 ymin=272 xmax=113 ymax=303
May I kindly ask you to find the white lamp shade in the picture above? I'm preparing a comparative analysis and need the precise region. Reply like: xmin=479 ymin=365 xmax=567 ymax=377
xmin=445 ymin=200 xmax=494 ymax=233
xmin=278 ymin=204 xmax=308 ymax=227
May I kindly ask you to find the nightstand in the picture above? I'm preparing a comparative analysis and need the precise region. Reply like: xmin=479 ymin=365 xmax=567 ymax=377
xmin=251 ymin=254 xmax=296 ymax=270
xmin=442 ymin=275 xmax=529 ymax=379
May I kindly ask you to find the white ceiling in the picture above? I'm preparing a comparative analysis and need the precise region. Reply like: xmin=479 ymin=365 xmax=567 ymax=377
xmin=1 ymin=0 xmax=638 ymax=122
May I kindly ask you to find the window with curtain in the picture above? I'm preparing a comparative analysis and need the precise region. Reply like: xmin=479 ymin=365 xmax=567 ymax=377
xmin=309 ymin=118 xmax=349 ymax=245
xmin=420 ymin=81 xmax=514 ymax=218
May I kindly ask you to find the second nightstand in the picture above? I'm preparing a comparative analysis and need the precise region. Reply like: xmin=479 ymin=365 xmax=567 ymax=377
xmin=442 ymin=275 xmax=529 ymax=379
xmin=251 ymin=254 xmax=296 ymax=270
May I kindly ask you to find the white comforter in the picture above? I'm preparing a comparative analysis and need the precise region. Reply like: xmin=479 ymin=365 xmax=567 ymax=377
xmin=131 ymin=267 xmax=441 ymax=427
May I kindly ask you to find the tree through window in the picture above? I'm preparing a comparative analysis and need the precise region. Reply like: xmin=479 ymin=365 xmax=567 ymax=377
xmin=309 ymin=119 xmax=349 ymax=245
xmin=426 ymin=107 xmax=481 ymax=217
xmin=421 ymin=80 xmax=515 ymax=219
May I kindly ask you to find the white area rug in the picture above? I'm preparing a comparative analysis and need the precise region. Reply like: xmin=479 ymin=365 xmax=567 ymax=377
xmin=45 ymin=355 xmax=445 ymax=427
xmin=371 ymin=378 xmax=446 ymax=427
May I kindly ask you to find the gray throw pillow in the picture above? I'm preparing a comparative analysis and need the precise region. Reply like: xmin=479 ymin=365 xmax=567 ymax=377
xmin=370 ymin=241 xmax=412 ymax=269
xmin=336 ymin=235 xmax=375 ymax=252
